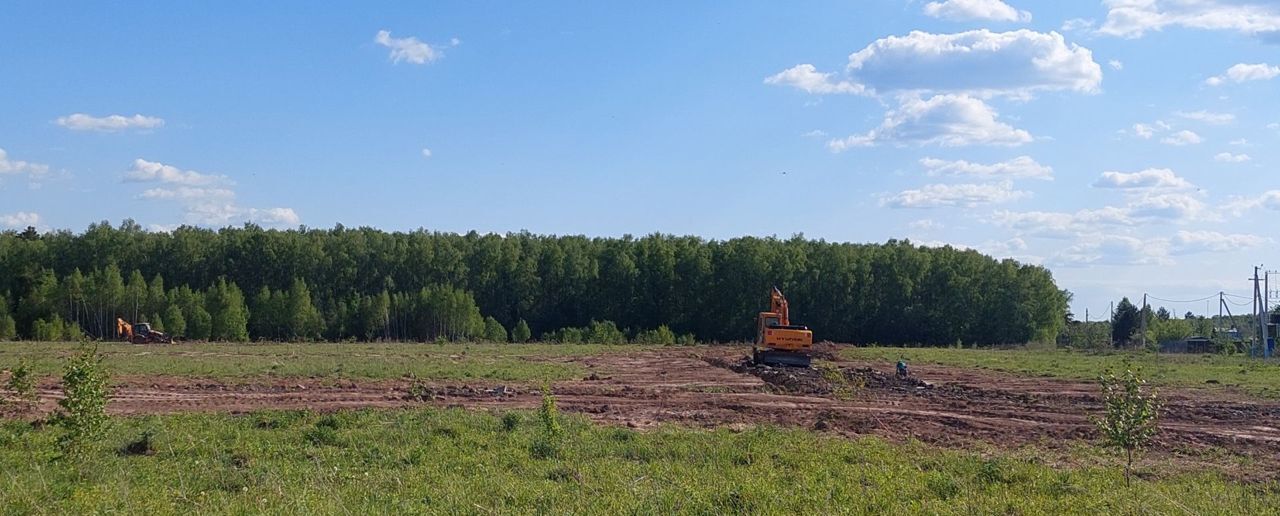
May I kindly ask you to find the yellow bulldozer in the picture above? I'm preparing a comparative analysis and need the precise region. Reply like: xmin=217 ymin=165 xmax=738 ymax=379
xmin=751 ymin=286 xmax=813 ymax=367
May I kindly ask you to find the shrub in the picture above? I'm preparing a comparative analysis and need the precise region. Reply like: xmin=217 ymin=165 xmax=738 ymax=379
xmin=501 ymin=412 xmax=522 ymax=432
xmin=6 ymin=359 xmax=36 ymax=405
xmin=539 ymin=385 xmax=561 ymax=437
xmin=1093 ymin=367 xmax=1161 ymax=485
xmin=54 ymin=347 xmax=110 ymax=456
xmin=512 ymin=319 xmax=531 ymax=343
xmin=676 ymin=333 xmax=698 ymax=346
xmin=482 ymin=316 xmax=508 ymax=343
xmin=120 ymin=429 xmax=157 ymax=456
xmin=633 ymin=325 xmax=676 ymax=345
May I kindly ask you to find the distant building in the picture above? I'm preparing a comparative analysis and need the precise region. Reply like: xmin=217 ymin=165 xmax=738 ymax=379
xmin=1160 ymin=336 xmax=1213 ymax=354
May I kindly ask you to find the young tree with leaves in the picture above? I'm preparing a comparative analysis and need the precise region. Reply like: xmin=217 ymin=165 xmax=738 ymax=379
xmin=1093 ymin=368 xmax=1161 ymax=486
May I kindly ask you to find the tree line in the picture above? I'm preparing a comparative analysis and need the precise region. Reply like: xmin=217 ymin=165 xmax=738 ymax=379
xmin=0 ymin=221 xmax=1068 ymax=345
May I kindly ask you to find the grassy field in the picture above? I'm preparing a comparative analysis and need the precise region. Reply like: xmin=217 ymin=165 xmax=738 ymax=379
xmin=0 ymin=342 xmax=654 ymax=383
xmin=844 ymin=346 xmax=1280 ymax=397
xmin=1 ymin=407 xmax=1275 ymax=514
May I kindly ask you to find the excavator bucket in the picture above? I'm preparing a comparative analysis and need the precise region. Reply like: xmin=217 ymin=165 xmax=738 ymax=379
xmin=753 ymin=348 xmax=812 ymax=368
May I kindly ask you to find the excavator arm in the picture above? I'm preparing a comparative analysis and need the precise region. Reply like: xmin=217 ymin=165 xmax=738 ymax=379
xmin=117 ymin=318 xmax=133 ymax=340
xmin=753 ymin=287 xmax=813 ymax=367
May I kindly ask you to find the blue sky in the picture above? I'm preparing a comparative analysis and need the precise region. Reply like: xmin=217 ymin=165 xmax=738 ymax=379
xmin=2 ymin=0 xmax=1278 ymax=315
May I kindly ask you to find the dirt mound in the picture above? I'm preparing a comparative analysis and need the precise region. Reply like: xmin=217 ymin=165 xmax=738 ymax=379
xmin=843 ymin=367 xmax=932 ymax=393
xmin=706 ymin=356 xmax=832 ymax=395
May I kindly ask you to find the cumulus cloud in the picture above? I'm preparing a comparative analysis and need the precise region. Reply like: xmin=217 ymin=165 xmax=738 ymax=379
xmin=1215 ymin=152 xmax=1251 ymax=162
xmin=919 ymin=155 xmax=1052 ymax=180
xmin=1171 ymin=230 xmax=1268 ymax=254
xmin=375 ymin=30 xmax=453 ymax=65
xmin=764 ymin=64 xmax=866 ymax=95
xmin=125 ymin=159 xmax=298 ymax=228
xmin=1092 ymin=168 xmax=1194 ymax=189
xmin=828 ymin=94 xmax=1032 ymax=150
xmin=840 ymin=30 xmax=1102 ymax=98
xmin=1226 ymin=190 xmax=1280 ymax=215
xmin=0 ymin=148 xmax=50 ymax=179
xmin=1175 ymin=110 xmax=1234 ymax=124
xmin=1051 ymin=235 xmax=1170 ymax=266
xmin=0 ymin=212 xmax=39 ymax=229
xmin=1132 ymin=123 xmax=1156 ymax=139
xmin=421 ymin=148 xmax=433 ymax=158
xmin=1109 ymin=59 xmax=1125 ymax=71
xmin=124 ymin=159 xmax=230 ymax=186
xmin=55 ymin=113 xmax=164 ymax=132
xmin=988 ymin=207 xmax=1135 ymax=238
xmin=1160 ymin=129 xmax=1202 ymax=145
xmin=1100 ymin=0 xmax=1280 ymax=38
xmin=922 ymin=0 xmax=1031 ymax=22
xmin=1126 ymin=192 xmax=1210 ymax=221
xmin=881 ymin=181 xmax=1029 ymax=208
xmin=1205 ymin=62 xmax=1280 ymax=85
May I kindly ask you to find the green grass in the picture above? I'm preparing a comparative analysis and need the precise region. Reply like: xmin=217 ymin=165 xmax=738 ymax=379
xmin=0 ymin=407 xmax=1274 ymax=514
xmin=844 ymin=346 xmax=1280 ymax=397
xmin=0 ymin=342 xmax=653 ymax=383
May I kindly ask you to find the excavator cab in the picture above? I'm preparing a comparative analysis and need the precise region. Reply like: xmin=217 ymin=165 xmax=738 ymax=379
xmin=752 ymin=287 xmax=813 ymax=367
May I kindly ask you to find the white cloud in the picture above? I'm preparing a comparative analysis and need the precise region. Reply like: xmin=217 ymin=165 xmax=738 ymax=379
xmin=922 ymin=0 xmax=1031 ymax=22
xmin=1052 ymin=235 xmax=1170 ymax=266
xmin=375 ymin=30 xmax=444 ymax=65
xmin=0 ymin=148 xmax=50 ymax=179
xmin=828 ymin=94 xmax=1032 ymax=150
xmin=123 ymin=159 xmax=297 ymax=228
xmin=1100 ymin=0 xmax=1280 ymax=38
xmin=1061 ymin=18 xmax=1096 ymax=32
xmin=919 ymin=155 xmax=1052 ymax=180
xmin=138 ymin=187 xmax=236 ymax=200
xmin=124 ymin=159 xmax=230 ymax=186
xmin=840 ymin=29 xmax=1102 ymax=98
xmin=1092 ymin=168 xmax=1193 ymax=189
xmin=1160 ymin=129 xmax=1202 ymax=145
xmin=989 ymin=206 xmax=1135 ymax=238
xmin=882 ymin=181 xmax=1029 ymax=208
xmin=1126 ymin=192 xmax=1209 ymax=221
xmin=1171 ymin=230 xmax=1268 ymax=254
xmin=1175 ymin=110 xmax=1234 ymax=124
xmin=1226 ymin=190 xmax=1280 ymax=215
xmin=908 ymin=219 xmax=943 ymax=230
xmin=1206 ymin=63 xmax=1280 ymax=85
xmin=764 ymin=64 xmax=865 ymax=95
xmin=801 ymin=129 xmax=828 ymax=138
xmin=55 ymin=113 xmax=164 ymax=132
xmin=421 ymin=148 xmax=433 ymax=158
xmin=1229 ymin=138 xmax=1249 ymax=146
xmin=1108 ymin=59 xmax=1125 ymax=71
xmin=0 ymin=212 xmax=39 ymax=229
xmin=1132 ymin=123 xmax=1156 ymax=139
xmin=1215 ymin=152 xmax=1251 ymax=162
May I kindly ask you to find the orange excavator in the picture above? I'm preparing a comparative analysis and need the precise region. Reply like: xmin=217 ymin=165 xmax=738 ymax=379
xmin=117 ymin=318 xmax=173 ymax=344
xmin=752 ymin=286 xmax=814 ymax=367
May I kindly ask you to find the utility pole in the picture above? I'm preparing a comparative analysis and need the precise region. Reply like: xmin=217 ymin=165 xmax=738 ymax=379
xmin=1140 ymin=293 xmax=1148 ymax=350
xmin=1110 ymin=301 xmax=1115 ymax=348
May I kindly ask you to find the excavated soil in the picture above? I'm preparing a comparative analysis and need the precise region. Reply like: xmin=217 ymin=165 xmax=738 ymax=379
xmin=5 ymin=346 xmax=1280 ymax=479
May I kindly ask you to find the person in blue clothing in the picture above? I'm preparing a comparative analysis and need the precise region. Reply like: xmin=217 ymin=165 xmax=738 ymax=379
xmin=896 ymin=360 xmax=909 ymax=379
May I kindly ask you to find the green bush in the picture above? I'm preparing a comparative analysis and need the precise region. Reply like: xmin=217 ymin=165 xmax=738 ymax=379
xmin=1093 ymin=367 xmax=1161 ymax=485
xmin=633 ymin=325 xmax=676 ymax=345
xmin=511 ymin=319 xmax=531 ymax=343
xmin=482 ymin=316 xmax=508 ymax=343
xmin=6 ymin=360 xmax=36 ymax=405
xmin=54 ymin=347 xmax=110 ymax=456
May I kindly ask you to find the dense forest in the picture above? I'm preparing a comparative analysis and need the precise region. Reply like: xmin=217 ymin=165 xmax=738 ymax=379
xmin=0 ymin=221 xmax=1068 ymax=345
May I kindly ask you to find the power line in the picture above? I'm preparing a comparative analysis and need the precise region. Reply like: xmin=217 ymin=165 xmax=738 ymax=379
xmin=1147 ymin=294 xmax=1220 ymax=304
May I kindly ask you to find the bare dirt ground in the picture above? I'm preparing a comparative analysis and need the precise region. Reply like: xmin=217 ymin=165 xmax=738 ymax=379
xmin=8 ymin=345 xmax=1280 ymax=479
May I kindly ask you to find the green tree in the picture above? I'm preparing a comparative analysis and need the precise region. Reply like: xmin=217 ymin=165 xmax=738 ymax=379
xmin=512 ymin=319 xmax=532 ymax=343
xmin=286 ymin=279 xmax=325 ymax=340
xmin=1112 ymin=298 xmax=1140 ymax=347
xmin=634 ymin=325 xmax=676 ymax=345
xmin=55 ymin=346 xmax=110 ymax=456
xmin=482 ymin=316 xmax=508 ymax=343
xmin=164 ymin=304 xmax=186 ymax=338
xmin=0 ymin=295 xmax=15 ymax=340
xmin=1093 ymin=368 xmax=1161 ymax=486
xmin=187 ymin=305 xmax=212 ymax=341
xmin=208 ymin=278 xmax=249 ymax=341
xmin=150 ymin=312 xmax=165 ymax=333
